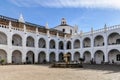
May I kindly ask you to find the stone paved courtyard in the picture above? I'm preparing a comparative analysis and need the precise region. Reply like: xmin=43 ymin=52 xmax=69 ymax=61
xmin=0 ymin=64 xmax=120 ymax=80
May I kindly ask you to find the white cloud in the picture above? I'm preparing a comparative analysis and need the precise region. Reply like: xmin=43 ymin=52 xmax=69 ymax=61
xmin=9 ymin=0 xmax=120 ymax=9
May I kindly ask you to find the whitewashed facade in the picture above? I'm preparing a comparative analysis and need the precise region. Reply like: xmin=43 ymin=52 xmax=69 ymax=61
xmin=0 ymin=15 xmax=120 ymax=64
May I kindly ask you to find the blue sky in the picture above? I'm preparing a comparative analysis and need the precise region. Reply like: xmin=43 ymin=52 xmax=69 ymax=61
xmin=1 ymin=0 xmax=120 ymax=32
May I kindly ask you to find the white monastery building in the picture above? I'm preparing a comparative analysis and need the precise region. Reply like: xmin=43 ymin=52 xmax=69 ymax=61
xmin=0 ymin=15 xmax=120 ymax=64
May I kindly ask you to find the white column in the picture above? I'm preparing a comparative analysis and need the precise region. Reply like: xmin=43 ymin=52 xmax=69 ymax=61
xmin=35 ymin=50 xmax=38 ymax=63
xmin=56 ymin=53 xmax=59 ymax=62
xmin=34 ymin=28 xmax=39 ymax=63
xmin=91 ymin=28 xmax=94 ymax=60
xmin=104 ymin=31 xmax=108 ymax=62
xmin=7 ymin=28 xmax=12 ymax=63
xmin=71 ymin=53 xmax=74 ymax=61
xmin=7 ymin=50 xmax=12 ymax=63
xmin=46 ymin=52 xmax=49 ymax=62
xmin=23 ymin=31 xmax=27 ymax=63
xmin=46 ymin=30 xmax=50 ymax=62
xmin=22 ymin=50 xmax=26 ymax=63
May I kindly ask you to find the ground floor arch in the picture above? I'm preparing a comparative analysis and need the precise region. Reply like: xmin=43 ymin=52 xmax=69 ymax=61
xmin=0 ymin=49 xmax=7 ymax=64
xmin=83 ymin=51 xmax=91 ymax=63
xmin=74 ymin=52 xmax=80 ymax=61
xmin=59 ymin=52 xmax=64 ymax=62
xmin=26 ymin=51 xmax=34 ymax=64
xmin=38 ymin=51 xmax=46 ymax=63
xmin=94 ymin=50 xmax=104 ymax=64
xmin=12 ymin=50 xmax=22 ymax=64
xmin=108 ymin=49 xmax=120 ymax=64
xmin=66 ymin=52 xmax=71 ymax=62
xmin=49 ymin=52 xmax=56 ymax=63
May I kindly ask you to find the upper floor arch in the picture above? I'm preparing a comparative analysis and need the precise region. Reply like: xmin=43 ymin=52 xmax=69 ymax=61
xmin=12 ymin=34 xmax=22 ymax=46
xmin=83 ymin=37 xmax=91 ymax=48
xmin=0 ymin=31 xmax=7 ymax=45
xmin=73 ymin=39 xmax=80 ymax=49
xmin=94 ymin=35 xmax=104 ymax=47
xmin=38 ymin=38 xmax=46 ymax=48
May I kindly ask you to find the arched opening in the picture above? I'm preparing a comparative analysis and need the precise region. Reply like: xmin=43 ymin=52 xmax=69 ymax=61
xmin=74 ymin=39 xmax=80 ymax=49
xmin=26 ymin=51 xmax=34 ymax=64
xmin=38 ymin=51 xmax=46 ymax=63
xmin=66 ymin=52 xmax=71 ymax=62
xmin=74 ymin=52 xmax=80 ymax=61
xmin=49 ymin=40 xmax=55 ymax=49
xmin=38 ymin=38 xmax=46 ymax=48
xmin=59 ymin=41 xmax=64 ymax=50
xmin=94 ymin=35 xmax=104 ymax=47
xmin=66 ymin=41 xmax=71 ymax=49
xmin=108 ymin=32 xmax=120 ymax=45
xmin=94 ymin=50 xmax=104 ymax=64
xmin=59 ymin=52 xmax=64 ymax=62
xmin=0 ymin=31 xmax=7 ymax=45
xmin=0 ymin=49 xmax=7 ymax=64
xmin=12 ymin=34 xmax=22 ymax=46
xmin=83 ymin=51 xmax=91 ymax=63
xmin=26 ymin=36 xmax=34 ymax=47
xmin=49 ymin=52 xmax=56 ymax=63
xmin=83 ymin=37 xmax=91 ymax=48
xmin=12 ymin=50 xmax=22 ymax=64
xmin=108 ymin=49 xmax=120 ymax=64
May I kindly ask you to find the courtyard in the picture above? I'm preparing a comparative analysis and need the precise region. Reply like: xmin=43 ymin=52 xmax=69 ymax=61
xmin=0 ymin=64 xmax=119 ymax=80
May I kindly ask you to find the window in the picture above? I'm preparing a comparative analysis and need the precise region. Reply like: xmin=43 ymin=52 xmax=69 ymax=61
xmin=62 ymin=29 xmax=65 ymax=32
xmin=116 ymin=54 xmax=120 ymax=61
xmin=116 ymin=39 xmax=120 ymax=44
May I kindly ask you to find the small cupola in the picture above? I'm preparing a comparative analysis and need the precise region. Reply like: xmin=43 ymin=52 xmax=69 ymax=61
xmin=61 ymin=18 xmax=67 ymax=25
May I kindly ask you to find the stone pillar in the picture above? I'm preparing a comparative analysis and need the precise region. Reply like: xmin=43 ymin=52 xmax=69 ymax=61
xmin=71 ymin=53 xmax=74 ymax=61
xmin=22 ymin=50 xmax=26 ymax=63
xmin=23 ymin=27 xmax=27 ymax=63
xmin=7 ymin=26 xmax=12 ymax=63
xmin=91 ymin=27 xmax=94 ymax=60
xmin=46 ymin=52 xmax=49 ymax=62
xmin=23 ymin=25 xmax=26 ymax=32
xmin=7 ymin=50 xmax=12 ymax=63
xmin=56 ymin=33 xmax=59 ymax=62
xmin=46 ymin=30 xmax=50 ymax=62
xmin=64 ymin=34 xmax=67 ymax=50
xmin=56 ymin=53 xmax=59 ymax=62
xmin=35 ymin=50 xmax=38 ymax=63
xmin=104 ymin=27 xmax=108 ymax=62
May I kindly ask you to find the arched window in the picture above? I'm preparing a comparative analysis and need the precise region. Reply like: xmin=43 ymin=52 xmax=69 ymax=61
xmin=66 ymin=41 xmax=71 ymax=49
xmin=49 ymin=40 xmax=55 ymax=49
xmin=38 ymin=38 xmax=46 ymax=48
xmin=62 ymin=29 xmax=65 ymax=32
xmin=116 ymin=54 xmax=120 ymax=61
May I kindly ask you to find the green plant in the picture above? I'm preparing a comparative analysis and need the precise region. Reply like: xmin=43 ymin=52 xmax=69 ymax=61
xmin=1 ymin=59 xmax=5 ymax=65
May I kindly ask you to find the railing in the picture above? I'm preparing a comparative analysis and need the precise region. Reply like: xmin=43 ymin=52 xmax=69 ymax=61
xmin=38 ymin=32 xmax=46 ymax=35
xmin=11 ymin=27 xmax=24 ymax=31
xmin=1 ymin=24 xmax=120 ymax=38
xmin=50 ymin=34 xmax=56 ymax=37
xmin=0 ymin=24 xmax=9 ymax=28
xmin=81 ymin=25 xmax=120 ymax=36
xmin=26 ymin=30 xmax=36 ymax=33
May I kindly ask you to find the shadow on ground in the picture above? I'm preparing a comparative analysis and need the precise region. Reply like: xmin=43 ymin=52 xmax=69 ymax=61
xmin=34 ymin=63 xmax=120 ymax=74
xmin=78 ymin=64 xmax=120 ymax=74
